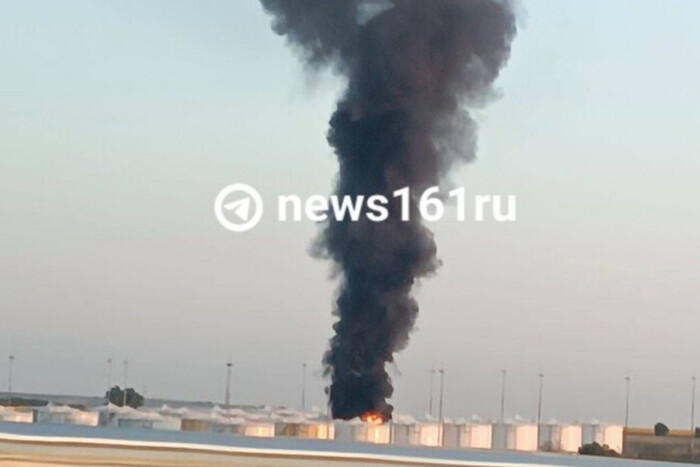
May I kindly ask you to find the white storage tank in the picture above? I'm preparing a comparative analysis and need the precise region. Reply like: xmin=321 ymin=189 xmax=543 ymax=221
xmin=492 ymin=421 xmax=516 ymax=450
xmin=151 ymin=416 xmax=182 ymax=431
xmin=118 ymin=418 xmax=154 ymax=429
xmin=34 ymin=405 xmax=70 ymax=425
xmin=559 ymin=424 xmax=582 ymax=452
xmin=0 ymin=407 xmax=33 ymax=423
xmin=412 ymin=422 xmax=442 ymax=447
xmin=315 ymin=421 xmax=334 ymax=440
xmin=275 ymin=419 xmax=334 ymax=440
xmin=366 ymin=423 xmax=391 ymax=444
xmin=211 ymin=415 xmax=245 ymax=435
xmin=468 ymin=423 xmax=493 ymax=449
xmin=538 ymin=420 xmax=561 ymax=451
xmin=35 ymin=405 xmax=99 ymax=427
xmin=514 ymin=424 xmax=538 ymax=452
xmin=334 ymin=419 xmax=391 ymax=444
xmin=390 ymin=422 xmax=415 ymax=446
xmin=243 ymin=422 xmax=275 ymax=438
xmin=582 ymin=421 xmax=603 ymax=445
xmin=67 ymin=409 xmax=99 ymax=427
xmin=97 ymin=403 xmax=145 ymax=427
xmin=388 ymin=415 xmax=417 ymax=446
xmin=441 ymin=422 xmax=462 ymax=448
xmin=603 ymin=425 xmax=624 ymax=453
xmin=334 ymin=420 xmax=366 ymax=443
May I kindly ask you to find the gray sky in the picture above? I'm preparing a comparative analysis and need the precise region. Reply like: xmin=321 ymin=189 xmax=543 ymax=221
xmin=1 ymin=0 xmax=699 ymax=428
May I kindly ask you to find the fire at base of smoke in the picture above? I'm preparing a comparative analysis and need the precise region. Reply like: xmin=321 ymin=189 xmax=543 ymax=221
xmin=278 ymin=188 xmax=516 ymax=223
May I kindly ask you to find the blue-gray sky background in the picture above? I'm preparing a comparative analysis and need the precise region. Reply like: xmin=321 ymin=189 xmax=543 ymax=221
xmin=1 ymin=0 xmax=699 ymax=427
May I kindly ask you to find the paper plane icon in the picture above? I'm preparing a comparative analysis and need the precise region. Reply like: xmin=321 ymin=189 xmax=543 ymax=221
xmin=223 ymin=197 xmax=251 ymax=221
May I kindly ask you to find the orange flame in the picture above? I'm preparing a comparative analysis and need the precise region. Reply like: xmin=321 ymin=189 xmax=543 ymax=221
xmin=361 ymin=412 xmax=385 ymax=425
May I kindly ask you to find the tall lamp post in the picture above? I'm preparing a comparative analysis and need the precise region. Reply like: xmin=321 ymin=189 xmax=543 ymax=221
xmin=225 ymin=361 xmax=233 ymax=415
xmin=537 ymin=372 xmax=544 ymax=447
xmin=691 ymin=375 xmax=697 ymax=453
xmin=7 ymin=356 xmax=15 ymax=406
xmin=438 ymin=368 xmax=445 ymax=446
xmin=122 ymin=360 xmax=129 ymax=407
xmin=500 ymin=369 xmax=507 ymax=421
xmin=301 ymin=362 xmax=307 ymax=411
xmin=106 ymin=358 xmax=113 ymax=389
xmin=624 ymin=376 xmax=631 ymax=428
xmin=428 ymin=367 xmax=436 ymax=418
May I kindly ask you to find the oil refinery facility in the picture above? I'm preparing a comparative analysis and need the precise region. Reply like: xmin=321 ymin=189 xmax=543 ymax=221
xmin=0 ymin=402 xmax=624 ymax=453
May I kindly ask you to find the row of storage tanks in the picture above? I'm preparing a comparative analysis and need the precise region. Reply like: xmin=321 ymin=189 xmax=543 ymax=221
xmin=334 ymin=418 xmax=623 ymax=454
xmin=0 ymin=405 xmax=622 ymax=453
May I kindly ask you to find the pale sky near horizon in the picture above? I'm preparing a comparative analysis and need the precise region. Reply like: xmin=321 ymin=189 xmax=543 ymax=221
xmin=1 ymin=0 xmax=699 ymax=428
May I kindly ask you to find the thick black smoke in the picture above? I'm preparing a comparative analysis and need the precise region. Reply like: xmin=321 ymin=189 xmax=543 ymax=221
xmin=261 ymin=0 xmax=516 ymax=420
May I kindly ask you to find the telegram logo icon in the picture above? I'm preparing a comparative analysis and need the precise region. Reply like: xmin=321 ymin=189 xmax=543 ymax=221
xmin=214 ymin=184 xmax=263 ymax=233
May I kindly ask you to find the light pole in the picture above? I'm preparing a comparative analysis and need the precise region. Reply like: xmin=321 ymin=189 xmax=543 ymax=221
xmin=106 ymin=358 xmax=113 ymax=389
xmin=691 ymin=376 xmax=696 ymax=452
xmin=301 ymin=362 xmax=307 ymax=411
xmin=8 ymin=356 xmax=15 ymax=406
xmin=537 ymin=372 xmax=544 ymax=447
xmin=438 ymin=368 xmax=445 ymax=446
xmin=624 ymin=376 xmax=631 ymax=428
xmin=500 ymin=369 xmax=507 ymax=421
xmin=122 ymin=359 xmax=128 ymax=407
xmin=225 ymin=361 xmax=233 ymax=415
xmin=428 ymin=367 xmax=436 ymax=418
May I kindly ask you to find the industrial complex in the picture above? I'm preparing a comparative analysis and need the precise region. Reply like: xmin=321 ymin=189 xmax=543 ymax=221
xmin=0 ymin=402 xmax=629 ymax=454
xmin=1 ymin=405 xmax=699 ymax=467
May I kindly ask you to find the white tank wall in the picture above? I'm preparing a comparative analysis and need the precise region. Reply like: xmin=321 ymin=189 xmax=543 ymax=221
xmin=559 ymin=424 xmax=582 ymax=452
xmin=67 ymin=411 xmax=100 ymax=427
xmin=470 ymin=424 xmax=493 ymax=449
xmin=492 ymin=423 xmax=516 ymax=450
xmin=35 ymin=410 xmax=99 ymax=427
xmin=317 ymin=423 xmax=335 ymax=440
xmin=442 ymin=424 xmax=461 ymax=448
xmin=152 ymin=417 xmax=181 ymax=431
xmin=334 ymin=423 xmax=365 ymax=443
xmin=603 ymin=425 xmax=624 ymax=453
xmin=366 ymin=424 xmax=391 ymax=444
xmin=117 ymin=418 xmax=153 ymax=429
xmin=582 ymin=423 xmax=603 ymax=445
xmin=0 ymin=408 xmax=33 ymax=424
xmin=34 ymin=412 xmax=67 ymax=425
xmin=391 ymin=424 xmax=414 ymax=446
xmin=415 ymin=423 xmax=441 ymax=447
xmin=458 ymin=425 xmax=472 ymax=448
xmin=243 ymin=423 xmax=275 ymax=438
xmin=515 ymin=424 xmax=538 ymax=452
xmin=538 ymin=424 xmax=561 ymax=451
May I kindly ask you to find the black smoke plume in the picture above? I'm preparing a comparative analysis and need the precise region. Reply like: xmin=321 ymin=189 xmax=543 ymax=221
xmin=261 ymin=0 xmax=517 ymax=420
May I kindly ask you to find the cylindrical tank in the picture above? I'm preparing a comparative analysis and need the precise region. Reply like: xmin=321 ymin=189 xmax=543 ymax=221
xmin=582 ymin=422 xmax=603 ymax=445
xmin=243 ymin=422 xmax=275 ymax=437
xmin=415 ymin=423 xmax=441 ymax=447
xmin=442 ymin=423 xmax=461 ymax=448
xmin=334 ymin=421 xmax=366 ymax=443
xmin=181 ymin=418 xmax=211 ymax=432
xmin=391 ymin=423 xmax=414 ymax=446
xmin=603 ymin=425 xmax=624 ymax=453
xmin=515 ymin=424 xmax=538 ymax=451
xmin=559 ymin=424 xmax=582 ymax=452
xmin=366 ymin=424 xmax=391 ymax=444
xmin=492 ymin=422 xmax=516 ymax=450
xmin=538 ymin=422 xmax=561 ymax=451
xmin=469 ymin=423 xmax=493 ymax=449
